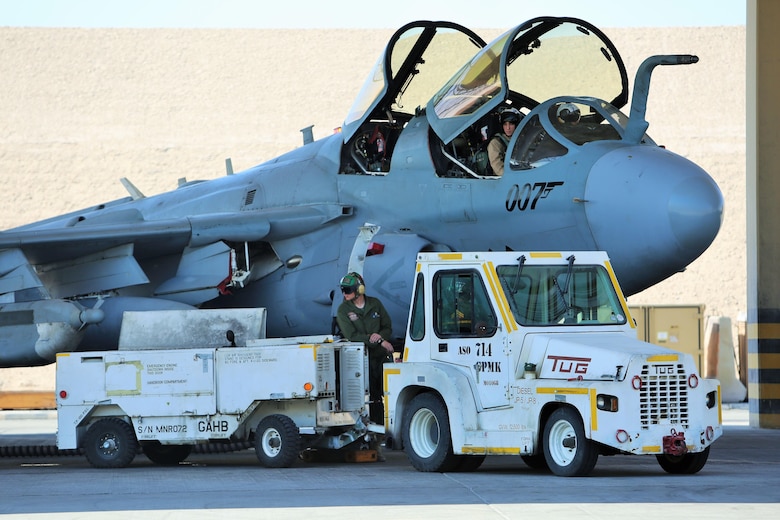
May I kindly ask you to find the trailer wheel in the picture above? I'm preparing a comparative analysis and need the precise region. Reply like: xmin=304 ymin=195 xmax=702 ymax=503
xmin=402 ymin=393 xmax=459 ymax=472
xmin=83 ymin=418 xmax=138 ymax=469
xmin=254 ymin=414 xmax=301 ymax=468
xmin=141 ymin=441 xmax=193 ymax=465
xmin=453 ymin=454 xmax=486 ymax=472
xmin=656 ymin=446 xmax=710 ymax=474
xmin=521 ymin=453 xmax=549 ymax=471
xmin=542 ymin=407 xmax=598 ymax=477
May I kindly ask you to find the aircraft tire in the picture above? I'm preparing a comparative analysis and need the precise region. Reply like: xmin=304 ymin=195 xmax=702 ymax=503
xmin=254 ymin=414 xmax=301 ymax=468
xmin=656 ymin=446 xmax=710 ymax=474
xmin=542 ymin=407 xmax=598 ymax=477
xmin=141 ymin=441 xmax=193 ymax=465
xmin=83 ymin=417 xmax=138 ymax=469
xmin=402 ymin=392 xmax=459 ymax=472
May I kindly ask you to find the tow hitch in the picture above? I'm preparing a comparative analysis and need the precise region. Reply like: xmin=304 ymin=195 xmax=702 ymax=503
xmin=662 ymin=429 xmax=688 ymax=456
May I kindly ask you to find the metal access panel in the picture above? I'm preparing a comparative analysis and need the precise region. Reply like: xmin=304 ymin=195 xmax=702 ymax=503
xmin=630 ymin=305 xmax=704 ymax=372
xmin=215 ymin=343 xmax=321 ymax=414
xmin=102 ymin=349 xmax=217 ymax=417
xmin=339 ymin=344 xmax=368 ymax=412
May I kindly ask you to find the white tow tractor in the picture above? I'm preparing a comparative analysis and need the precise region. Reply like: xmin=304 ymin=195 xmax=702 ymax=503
xmin=56 ymin=250 xmax=722 ymax=476
xmin=383 ymin=251 xmax=722 ymax=476
xmin=56 ymin=309 xmax=374 ymax=468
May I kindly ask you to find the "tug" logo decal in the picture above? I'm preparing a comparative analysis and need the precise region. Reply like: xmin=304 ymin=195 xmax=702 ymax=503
xmin=547 ymin=354 xmax=591 ymax=374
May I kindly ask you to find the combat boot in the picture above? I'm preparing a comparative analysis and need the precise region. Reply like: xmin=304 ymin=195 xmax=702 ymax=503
xmin=370 ymin=435 xmax=386 ymax=462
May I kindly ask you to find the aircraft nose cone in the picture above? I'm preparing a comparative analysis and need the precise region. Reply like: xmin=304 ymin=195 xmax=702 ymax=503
xmin=668 ymin=175 xmax=724 ymax=257
xmin=584 ymin=145 xmax=723 ymax=295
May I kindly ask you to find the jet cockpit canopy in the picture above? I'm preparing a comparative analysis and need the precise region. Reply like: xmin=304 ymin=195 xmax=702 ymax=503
xmin=341 ymin=20 xmax=486 ymax=144
xmin=427 ymin=17 xmax=629 ymax=145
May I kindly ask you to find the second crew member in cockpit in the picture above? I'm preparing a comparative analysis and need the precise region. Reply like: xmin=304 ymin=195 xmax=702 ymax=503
xmin=487 ymin=108 xmax=523 ymax=176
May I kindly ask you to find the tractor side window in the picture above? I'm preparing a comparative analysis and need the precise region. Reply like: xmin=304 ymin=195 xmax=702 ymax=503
xmin=409 ymin=272 xmax=425 ymax=341
xmin=434 ymin=270 xmax=497 ymax=337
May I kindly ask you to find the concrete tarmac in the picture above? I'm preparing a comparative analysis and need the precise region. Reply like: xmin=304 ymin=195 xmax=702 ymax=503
xmin=0 ymin=404 xmax=777 ymax=520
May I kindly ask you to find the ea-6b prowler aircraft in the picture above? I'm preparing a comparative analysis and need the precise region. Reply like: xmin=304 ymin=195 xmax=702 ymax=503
xmin=0 ymin=17 xmax=723 ymax=367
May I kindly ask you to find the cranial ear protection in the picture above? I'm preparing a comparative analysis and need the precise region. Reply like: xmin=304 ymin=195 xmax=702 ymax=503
xmin=340 ymin=272 xmax=366 ymax=295
xmin=353 ymin=272 xmax=366 ymax=295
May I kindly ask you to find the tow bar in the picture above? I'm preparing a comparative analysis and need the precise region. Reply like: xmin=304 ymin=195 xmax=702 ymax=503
xmin=663 ymin=429 xmax=688 ymax=456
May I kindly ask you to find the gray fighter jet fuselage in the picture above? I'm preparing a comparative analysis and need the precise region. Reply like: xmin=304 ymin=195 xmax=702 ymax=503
xmin=0 ymin=18 xmax=723 ymax=367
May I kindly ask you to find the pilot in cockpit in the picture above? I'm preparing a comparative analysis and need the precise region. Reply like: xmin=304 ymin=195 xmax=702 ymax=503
xmin=552 ymin=102 xmax=584 ymax=144
xmin=487 ymin=107 xmax=523 ymax=176
xmin=556 ymin=102 xmax=581 ymax=125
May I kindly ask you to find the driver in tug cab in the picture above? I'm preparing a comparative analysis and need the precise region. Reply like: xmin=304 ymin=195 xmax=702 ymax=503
xmin=487 ymin=107 xmax=523 ymax=176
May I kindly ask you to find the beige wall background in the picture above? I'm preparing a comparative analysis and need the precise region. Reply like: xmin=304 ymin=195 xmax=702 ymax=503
xmin=0 ymin=26 xmax=746 ymax=390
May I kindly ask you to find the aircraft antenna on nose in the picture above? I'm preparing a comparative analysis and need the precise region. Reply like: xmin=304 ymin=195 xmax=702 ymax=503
xmin=225 ymin=158 xmax=234 ymax=176
xmin=120 ymin=177 xmax=145 ymax=200
xmin=301 ymin=125 xmax=314 ymax=145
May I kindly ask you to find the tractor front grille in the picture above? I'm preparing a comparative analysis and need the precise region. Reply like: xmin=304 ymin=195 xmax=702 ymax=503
xmin=639 ymin=363 xmax=689 ymax=429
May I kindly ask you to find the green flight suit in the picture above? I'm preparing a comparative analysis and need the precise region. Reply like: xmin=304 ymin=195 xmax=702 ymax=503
xmin=336 ymin=295 xmax=393 ymax=424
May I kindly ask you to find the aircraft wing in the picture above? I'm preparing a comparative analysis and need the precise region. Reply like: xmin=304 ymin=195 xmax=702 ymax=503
xmin=0 ymin=203 xmax=349 ymax=303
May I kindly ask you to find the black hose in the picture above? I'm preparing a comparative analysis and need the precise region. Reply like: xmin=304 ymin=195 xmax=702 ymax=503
xmin=0 ymin=445 xmax=82 ymax=457
xmin=0 ymin=441 xmax=251 ymax=458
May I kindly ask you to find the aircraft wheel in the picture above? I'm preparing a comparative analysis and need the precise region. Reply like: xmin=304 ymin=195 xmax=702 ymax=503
xmin=254 ymin=414 xmax=301 ymax=468
xmin=542 ymin=407 xmax=598 ymax=477
xmin=83 ymin=417 xmax=138 ymax=469
xmin=402 ymin=393 xmax=459 ymax=472
xmin=656 ymin=446 xmax=710 ymax=474
xmin=141 ymin=441 xmax=193 ymax=465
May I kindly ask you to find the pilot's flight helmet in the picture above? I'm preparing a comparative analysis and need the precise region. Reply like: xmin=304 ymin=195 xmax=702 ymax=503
xmin=500 ymin=107 xmax=522 ymax=125
xmin=340 ymin=272 xmax=365 ymax=295
xmin=556 ymin=103 xmax=581 ymax=124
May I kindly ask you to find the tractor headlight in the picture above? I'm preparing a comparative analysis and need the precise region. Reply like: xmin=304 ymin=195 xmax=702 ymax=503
xmin=596 ymin=394 xmax=619 ymax=412
xmin=706 ymin=390 xmax=718 ymax=409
